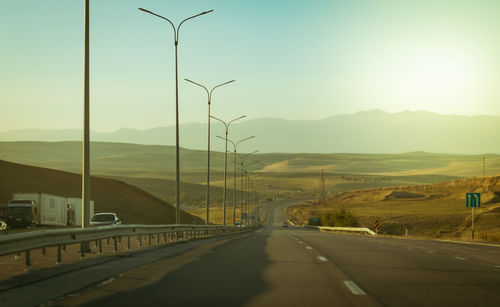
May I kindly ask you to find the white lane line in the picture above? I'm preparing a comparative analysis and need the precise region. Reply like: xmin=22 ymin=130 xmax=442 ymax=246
xmin=496 ymin=265 xmax=500 ymax=268
xmin=317 ymin=256 xmax=328 ymax=262
xmin=426 ymin=250 xmax=434 ymax=254
xmin=454 ymin=256 xmax=467 ymax=261
xmin=299 ymin=241 xmax=304 ymax=244
xmin=306 ymin=246 xmax=312 ymax=250
xmin=344 ymin=281 xmax=366 ymax=295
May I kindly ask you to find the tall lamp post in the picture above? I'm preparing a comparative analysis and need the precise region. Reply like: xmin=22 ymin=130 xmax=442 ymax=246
xmin=139 ymin=7 xmax=213 ymax=224
xmin=237 ymin=151 xmax=258 ymax=224
xmin=218 ymin=135 xmax=255 ymax=225
xmin=211 ymin=115 xmax=246 ymax=225
xmin=185 ymin=79 xmax=235 ymax=225
xmin=82 ymin=0 xmax=90 ymax=233
xmin=243 ymin=160 xmax=260 ymax=224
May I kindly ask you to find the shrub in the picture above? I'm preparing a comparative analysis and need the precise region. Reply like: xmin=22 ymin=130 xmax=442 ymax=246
xmin=318 ymin=208 xmax=359 ymax=227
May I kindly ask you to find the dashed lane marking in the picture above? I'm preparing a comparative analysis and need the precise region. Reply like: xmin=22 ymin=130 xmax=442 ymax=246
xmin=454 ymin=256 xmax=467 ymax=261
xmin=344 ymin=281 xmax=366 ymax=295
xmin=317 ymin=256 xmax=328 ymax=262
xmin=306 ymin=246 xmax=312 ymax=250
xmin=426 ymin=250 xmax=434 ymax=254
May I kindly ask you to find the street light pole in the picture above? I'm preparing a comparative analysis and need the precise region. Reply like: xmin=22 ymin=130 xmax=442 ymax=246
xmin=185 ymin=79 xmax=235 ymax=225
xmin=219 ymin=135 xmax=255 ymax=225
xmin=244 ymin=161 xmax=260 ymax=225
xmin=139 ymin=8 xmax=213 ymax=224
xmin=211 ymin=115 xmax=246 ymax=225
xmin=236 ymin=151 xmax=258 ymax=225
xmin=82 ymin=0 xmax=91 ymax=229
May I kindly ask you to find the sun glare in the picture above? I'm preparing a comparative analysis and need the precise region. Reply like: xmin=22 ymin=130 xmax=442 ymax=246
xmin=388 ymin=48 xmax=476 ymax=112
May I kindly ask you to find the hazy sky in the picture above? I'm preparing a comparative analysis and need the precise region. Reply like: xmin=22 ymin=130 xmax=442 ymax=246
xmin=1 ymin=0 xmax=500 ymax=131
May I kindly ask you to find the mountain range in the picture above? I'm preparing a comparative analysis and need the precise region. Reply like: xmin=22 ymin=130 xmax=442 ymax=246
xmin=1 ymin=110 xmax=499 ymax=154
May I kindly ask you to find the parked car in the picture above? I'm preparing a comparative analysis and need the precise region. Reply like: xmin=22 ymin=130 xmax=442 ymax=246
xmin=90 ymin=213 xmax=122 ymax=226
xmin=0 ymin=220 xmax=7 ymax=231
xmin=283 ymin=222 xmax=288 ymax=228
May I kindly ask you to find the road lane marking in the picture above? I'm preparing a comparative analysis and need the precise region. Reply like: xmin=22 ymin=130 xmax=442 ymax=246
xmin=317 ymin=256 xmax=328 ymax=262
xmin=299 ymin=241 xmax=304 ymax=244
xmin=426 ymin=250 xmax=434 ymax=254
xmin=454 ymin=256 xmax=467 ymax=261
xmin=306 ymin=246 xmax=312 ymax=250
xmin=344 ymin=281 xmax=366 ymax=295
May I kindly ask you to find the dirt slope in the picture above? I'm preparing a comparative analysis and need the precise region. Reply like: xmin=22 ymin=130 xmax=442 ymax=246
xmin=288 ymin=176 xmax=500 ymax=242
xmin=0 ymin=159 xmax=203 ymax=225
xmin=333 ymin=176 xmax=500 ymax=204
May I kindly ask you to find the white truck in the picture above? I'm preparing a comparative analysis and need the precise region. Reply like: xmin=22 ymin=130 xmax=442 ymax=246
xmin=12 ymin=193 xmax=94 ymax=226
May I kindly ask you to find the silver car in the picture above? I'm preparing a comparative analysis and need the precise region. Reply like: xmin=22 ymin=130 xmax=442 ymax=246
xmin=90 ymin=213 xmax=122 ymax=226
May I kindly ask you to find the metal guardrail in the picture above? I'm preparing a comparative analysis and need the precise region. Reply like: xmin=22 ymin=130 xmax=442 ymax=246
xmin=0 ymin=224 xmax=250 ymax=271
xmin=306 ymin=225 xmax=376 ymax=235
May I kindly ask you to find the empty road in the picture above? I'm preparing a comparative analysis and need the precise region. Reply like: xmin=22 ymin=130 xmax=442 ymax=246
xmin=2 ymin=202 xmax=499 ymax=306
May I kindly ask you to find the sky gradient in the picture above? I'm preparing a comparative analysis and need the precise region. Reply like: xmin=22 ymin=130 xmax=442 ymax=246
xmin=1 ymin=0 xmax=500 ymax=131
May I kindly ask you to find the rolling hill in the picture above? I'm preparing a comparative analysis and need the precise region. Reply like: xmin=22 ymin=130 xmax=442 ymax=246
xmin=2 ymin=141 xmax=500 ymax=205
xmin=0 ymin=159 xmax=203 ymax=225
xmin=0 ymin=142 xmax=499 ymax=178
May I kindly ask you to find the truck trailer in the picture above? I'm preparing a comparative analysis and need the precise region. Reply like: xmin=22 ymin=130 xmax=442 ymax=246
xmin=12 ymin=193 xmax=94 ymax=226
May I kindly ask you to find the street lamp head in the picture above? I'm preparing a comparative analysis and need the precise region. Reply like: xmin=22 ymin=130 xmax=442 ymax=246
xmin=210 ymin=115 xmax=224 ymax=124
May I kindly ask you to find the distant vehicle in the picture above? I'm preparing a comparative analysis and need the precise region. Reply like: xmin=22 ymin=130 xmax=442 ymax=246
xmin=234 ymin=222 xmax=241 ymax=227
xmin=0 ymin=220 xmax=7 ymax=231
xmin=283 ymin=222 xmax=288 ymax=228
xmin=90 ymin=213 xmax=122 ymax=226
xmin=7 ymin=200 xmax=36 ymax=228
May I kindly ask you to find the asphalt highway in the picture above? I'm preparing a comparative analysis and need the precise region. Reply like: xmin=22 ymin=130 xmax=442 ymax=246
xmin=4 ymin=202 xmax=500 ymax=306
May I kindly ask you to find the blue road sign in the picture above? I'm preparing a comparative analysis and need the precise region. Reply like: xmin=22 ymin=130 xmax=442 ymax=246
xmin=466 ymin=193 xmax=481 ymax=208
